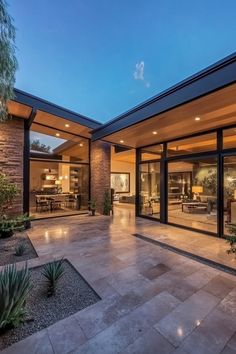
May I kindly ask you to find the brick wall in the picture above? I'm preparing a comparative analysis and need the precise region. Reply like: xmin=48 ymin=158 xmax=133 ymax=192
xmin=90 ymin=140 xmax=111 ymax=214
xmin=0 ymin=118 xmax=24 ymax=215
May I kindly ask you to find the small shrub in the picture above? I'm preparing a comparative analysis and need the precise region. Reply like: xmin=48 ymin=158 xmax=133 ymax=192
xmin=226 ymin=224 xmax=236 ymax=258
xmin=42 ymin=259 xmax=65 ymax=296
xmin=15 ymin=243 xmax=26 ymax=256
xmin=88 ymin=200 xmax=96 ymax=216
xmin=0 ymin=263 xmax=31 ymax=331
xmin=0 ymin=214 xmax=32 ymax=239
xmin=0 ymin=174 xmax=18 ymax=217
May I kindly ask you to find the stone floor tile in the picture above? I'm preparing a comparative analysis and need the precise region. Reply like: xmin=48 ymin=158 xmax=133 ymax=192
xmin=47 ymin=316 xmax=86 ymax=354
xmin=122 ymin=327 xmax=175 ymax=354
xmin=226 ymin=332 xmax=236 ymax=350
xmin=203 ymin=275 xmax=236 ymax=299
xmin=154 ymin=290 xmax=220 ymax=347
xmin=179 ymin=308 xmax=236 ymax=354
xmin=0 ymin=329 xmax=53 ymax=354
xmin=152 ymin=272 xmax=197 ymax=301
xmin=91 ymin=277 xmax=119 ymax=298
xmin=184 ymin=268 xmax=218 ymax=289
xmin=141 ymin=263 xmax=171 ymax=280
xmin=72 ymin=291 xmax=180 ymax=354
xmin=75 ymin=292 xmax=142 ymax=338
xmin=218 ymin=288 xmax=236 ymax=316
xmin=220 ymin=346 xmax=236 ymax=354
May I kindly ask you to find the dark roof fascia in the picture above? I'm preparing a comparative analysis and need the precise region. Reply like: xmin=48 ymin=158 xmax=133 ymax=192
xmin=13 ymin=88 xmax=102 ymax=130
xmin=91 ymin=52 xmax=236 ymax=141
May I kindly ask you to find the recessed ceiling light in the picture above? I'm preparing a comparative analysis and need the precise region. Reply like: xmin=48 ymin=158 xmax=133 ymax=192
xmin=195 ymin=117 xmax=201 ymax=121
xmin=79 ymin=143 xmax=83 ymax=147
xmin=120 ymin=140 xmax=124 ymax=143
xmin=153 ymin=131 xmax=157 ymax=135
xmin=56 ymin=133 xmax=60 ymax=137
xmin=65 ymin=124 xmax=70 ymax=128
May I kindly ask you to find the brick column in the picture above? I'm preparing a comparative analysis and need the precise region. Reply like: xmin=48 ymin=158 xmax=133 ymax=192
xmin=0 ymin=118 xmax=24 ymax=215
xmin=90 ymin=140 xmax=111 ymax=214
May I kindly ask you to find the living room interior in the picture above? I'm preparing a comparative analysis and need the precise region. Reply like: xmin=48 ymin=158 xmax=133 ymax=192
xmin=111 ymin=146 xmax=136 ymax=209
xmin=29 ymin=122 xmax=90 ymax=219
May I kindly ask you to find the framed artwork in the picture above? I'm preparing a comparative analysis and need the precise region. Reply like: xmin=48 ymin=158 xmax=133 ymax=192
xmin=111 ymin=172 xmax=130 ymax=193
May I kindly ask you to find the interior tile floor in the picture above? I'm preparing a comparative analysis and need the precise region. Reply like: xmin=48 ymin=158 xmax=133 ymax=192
xmin=2 ymin=205 xmax=236 ymax=354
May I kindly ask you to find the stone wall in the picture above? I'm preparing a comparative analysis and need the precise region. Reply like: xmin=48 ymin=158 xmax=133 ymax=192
xmin=0 ymin=118 xmax=24 ymax=215
xmin=90 ymin=141 xmax=111 ymax=214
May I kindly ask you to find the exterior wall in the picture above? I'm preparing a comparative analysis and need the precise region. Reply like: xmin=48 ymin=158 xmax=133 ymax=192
xmin=0 ymin=118 xmax=24 ymax=215
xmin=90 ymin=140 xmax=111 ymax=214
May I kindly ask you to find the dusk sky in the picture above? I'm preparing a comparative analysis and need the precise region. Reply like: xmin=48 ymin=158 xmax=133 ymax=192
xmin=10 ymin=0 xmax=236 ymax=123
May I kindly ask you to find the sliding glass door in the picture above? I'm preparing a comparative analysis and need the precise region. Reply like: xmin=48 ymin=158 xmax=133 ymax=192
xmin=223 ymin=155 xmax=236 ymax=235
xmin=168 ymin=157 xmax=218 ymax=233
xmin=139 ymin=161 xmax=160 ymax=219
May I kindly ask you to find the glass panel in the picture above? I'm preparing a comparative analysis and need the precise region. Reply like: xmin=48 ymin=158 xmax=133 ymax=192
xmin=168 ymin=157 xmax=217 ymax=233
xmin=30 ymin=125 xmax=89 ymax=163
xmin=30 ymin=160 xmax=89 ymax=218
xmin=141 ymin=144 xmax=163 ymax=161
xmin=167 ymin=133 xmax=217 ymax=157
xmin=224 ymin=156 xmax=236 ymax=235
xmin=223 ymin=127 xmax=236 ymax=150
xmin=139 ymin=162 xmax=160 ymax=219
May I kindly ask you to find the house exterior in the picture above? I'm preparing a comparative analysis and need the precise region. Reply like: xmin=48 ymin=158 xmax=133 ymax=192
xmin=1 ymin=52 xmax=236 ymax=238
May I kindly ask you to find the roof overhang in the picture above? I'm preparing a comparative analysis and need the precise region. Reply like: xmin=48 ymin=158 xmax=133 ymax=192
xmin=91 ymin=52 xmax=236 ymax=147
xmin=7 ymin=89 xmax=101 ymax=138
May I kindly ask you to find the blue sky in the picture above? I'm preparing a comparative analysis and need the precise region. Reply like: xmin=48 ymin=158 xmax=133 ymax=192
xmin=9 ymin=0 xmax=236 ymax=122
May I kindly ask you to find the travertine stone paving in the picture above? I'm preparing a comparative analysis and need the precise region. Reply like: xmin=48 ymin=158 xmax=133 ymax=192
xmin=1 ymin=206 xmax=236 ymax=354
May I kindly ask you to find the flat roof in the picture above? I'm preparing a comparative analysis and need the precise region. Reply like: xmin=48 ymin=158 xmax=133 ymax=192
xmin=12 ymin=88 xmax=102 ymax=130
xmin=92 ymin=52 xmax=236 ymax=141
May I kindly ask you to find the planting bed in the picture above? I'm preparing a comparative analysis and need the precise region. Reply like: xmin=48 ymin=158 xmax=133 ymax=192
xmin=0 ymin=232 xmax=37 ymax=266
xmin=0 ymin=260 xmax=100 ymax=350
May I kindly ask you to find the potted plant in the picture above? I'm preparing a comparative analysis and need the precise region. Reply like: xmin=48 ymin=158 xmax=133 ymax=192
xmin=88 ymin=200 xmax=96 ymax=216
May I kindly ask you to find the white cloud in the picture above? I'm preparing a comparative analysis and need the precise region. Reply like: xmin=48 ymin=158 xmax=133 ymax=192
xmin=133 ymin=61 xmax=150 ymax=88
xmin=133 ymin=61 xmax=145 ymax=80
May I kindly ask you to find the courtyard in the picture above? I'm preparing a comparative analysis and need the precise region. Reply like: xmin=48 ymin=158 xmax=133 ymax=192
xmin=1 ymin=206 xmax=236 ymax=354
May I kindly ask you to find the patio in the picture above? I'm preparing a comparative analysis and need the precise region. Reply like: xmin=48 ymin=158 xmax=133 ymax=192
xmin=1 ymin=207 xmax=236 ymax=354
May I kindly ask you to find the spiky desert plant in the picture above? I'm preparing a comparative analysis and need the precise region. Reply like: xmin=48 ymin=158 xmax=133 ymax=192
xmin=0 ymin=263 xmax=31 ymax=330
xmin=15 ymin=243 xmax=26 ymax=256
xmin=42 ymin=259 xmax=65 ymax=296
xmin=0 ymin=0 xmax=18 ymax=122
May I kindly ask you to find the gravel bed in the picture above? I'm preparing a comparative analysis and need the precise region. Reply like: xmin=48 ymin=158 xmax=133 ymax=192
xmin=0 ymin=232 xmax=38 ymax=266
xmin=0 ymin=260 xmax=100 ymax=350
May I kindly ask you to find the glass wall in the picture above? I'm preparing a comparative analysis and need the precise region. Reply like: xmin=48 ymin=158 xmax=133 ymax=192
xmin=29 ymin=124 xmax=90 ymax=218
xmin=139 ymin=161 xmax=160 ymax=219
xmin=224 ymin=155 xmax=236 ymax=235
xmin=168 ymin=157 xmax=218 ymax=233
xmin=167 ymin=132 xmax=217 ymax=157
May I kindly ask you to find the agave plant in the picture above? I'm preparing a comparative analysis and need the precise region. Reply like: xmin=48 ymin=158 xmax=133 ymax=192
xmin=15 ymin=243 xmax=26 ymax=256
xmin=41 ymin=259 xmax=65 ymax=296
xmin=0 ymin=263 xmax=31 ymax=330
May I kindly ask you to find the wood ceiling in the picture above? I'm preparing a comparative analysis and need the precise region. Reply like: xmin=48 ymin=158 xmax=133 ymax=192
xmin=7 ymin=101 xmax=32 ymax=119
xmin=104 ymin=83 xmax=236 ymax=148
xmin=7 ymin=101 xmax=93 ymax=138
xmin=34 ymin=110 xmax=92 ymax=138
xmin=111 ymin=147 xmax=136 ymax=164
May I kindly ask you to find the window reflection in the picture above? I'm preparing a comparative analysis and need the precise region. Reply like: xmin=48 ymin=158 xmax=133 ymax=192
xmin=168 ymin=157 xmax=217 ymax=233
xmin=224 ymin=156 xmax=236 ymax=235
xmin=139 ymin=162 xmax=160 ymax=219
